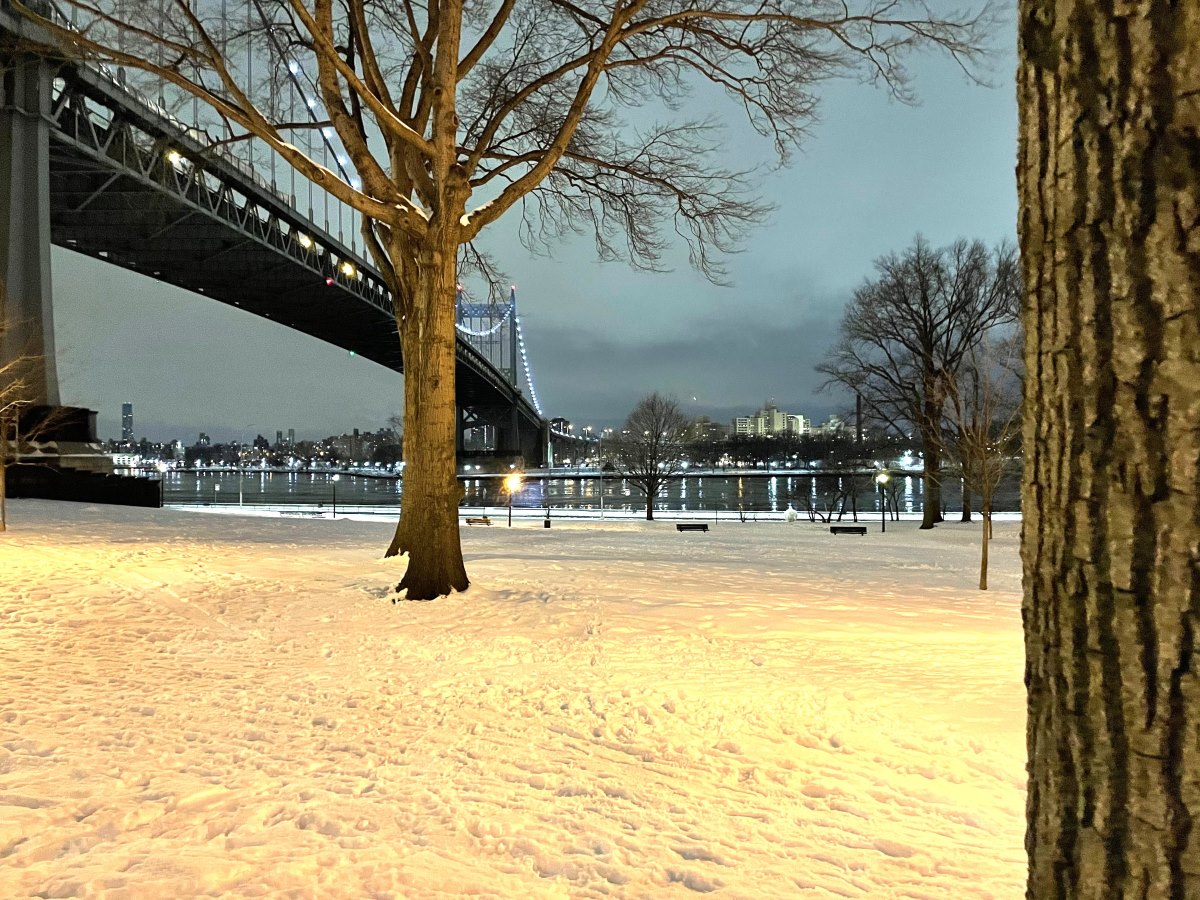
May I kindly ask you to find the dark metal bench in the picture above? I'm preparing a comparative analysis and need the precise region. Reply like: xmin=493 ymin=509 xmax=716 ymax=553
xmin=465 ymin=516 xmax=492 ymax=526
xmin=676 ymin=522 xmax=709 ymax=533
xmin=830 ymin=525 xmax=867 ymax=535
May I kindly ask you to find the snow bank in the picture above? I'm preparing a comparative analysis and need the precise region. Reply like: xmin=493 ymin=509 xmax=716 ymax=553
xmin=0 ymin=501 xmax=1026 ymax=897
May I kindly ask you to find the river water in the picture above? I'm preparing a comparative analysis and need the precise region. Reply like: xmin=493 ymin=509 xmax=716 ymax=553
xmin=163 ymin=468 xmax=1021 ymax=517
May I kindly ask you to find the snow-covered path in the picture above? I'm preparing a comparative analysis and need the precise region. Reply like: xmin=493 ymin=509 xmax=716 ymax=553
xmin=1 ymin=502 xmax=1026 ymax=898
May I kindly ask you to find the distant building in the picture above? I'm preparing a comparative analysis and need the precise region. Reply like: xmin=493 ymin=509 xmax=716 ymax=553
xmin=198 ymin=432 xmax=210 ymax=447
xmin=287 ymin=428 xmax=295 ymax=446
xmin=276 ymin=430 xmax=283 ymax=447
xmin=815 ymin=415 xmax=849 ymax=436
xmin=121 ymin=402 xmax=133 ymax=441
xmin=689 ymin=416 xmax=728 ymax=441
xmin=731 ymin=403 xmax=808 ymax=437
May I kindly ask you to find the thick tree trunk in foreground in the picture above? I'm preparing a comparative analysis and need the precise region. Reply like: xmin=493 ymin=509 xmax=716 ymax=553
xmin=385 ymin=240 xmax=468 ymax=600
xmin=1019 ymin=0 xmax=1200 ymax=894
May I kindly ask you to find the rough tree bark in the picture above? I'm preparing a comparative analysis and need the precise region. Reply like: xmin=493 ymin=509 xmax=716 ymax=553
xmin=385 ymin=236 xmax=468 ymax=597
xmin=1019 ymin=0 xmax=1200 ymax=893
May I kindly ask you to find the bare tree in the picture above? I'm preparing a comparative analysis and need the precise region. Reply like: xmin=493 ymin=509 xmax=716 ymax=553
xmin=942 ymin=334 xmax=1020 ymax=590
xmin=0 ymin=360 xmax=30 ymax=533
xmin=16 ymin=0 xmax=995 ymax=597
xmin=817 ymin=236 xmax=1019 ymax=530
xmin=0 ymin=303 xmax=47 ymax=532
xmin=612 ymin=393 xmax=689 ymax=521
xmin=1019 ymin=0 xmax=1200 ymax=892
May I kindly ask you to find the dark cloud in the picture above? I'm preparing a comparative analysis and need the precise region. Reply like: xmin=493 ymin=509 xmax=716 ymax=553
xmin=529 ymin=305 xmax=849 ymax=428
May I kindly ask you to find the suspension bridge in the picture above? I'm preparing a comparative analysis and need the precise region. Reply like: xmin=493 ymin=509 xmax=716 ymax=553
xmin=0 ymin=0 xmax=580 ymax=466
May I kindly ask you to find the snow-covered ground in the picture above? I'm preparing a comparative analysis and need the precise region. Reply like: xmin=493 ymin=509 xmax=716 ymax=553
xmin=1 ymin=501 xmax=1027 ymax=898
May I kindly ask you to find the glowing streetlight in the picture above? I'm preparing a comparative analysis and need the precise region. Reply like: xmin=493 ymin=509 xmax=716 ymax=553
xmin=332 ymin=473 xmax=341 ymax=518
xmin=503 ymin=473 xmax=523 ymax=527
xmin=875 ymin=471 xmax=890 ymax=533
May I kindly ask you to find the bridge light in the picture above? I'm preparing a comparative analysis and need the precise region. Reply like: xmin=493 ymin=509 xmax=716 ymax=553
xmin=325 ymin=277 xmax=335 ymax=286
xmin=296 ymin=233 xmax=313 ymax=249
xmin=340 ymin=261 xmax=356 ymax=278
xmin=166 ymin=149 xmax=183 ymax=166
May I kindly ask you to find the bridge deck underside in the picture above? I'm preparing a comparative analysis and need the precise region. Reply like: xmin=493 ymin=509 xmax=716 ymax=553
xmin=50 ymin=142 xmax=403 ymax=369
xmin=47 ymin=139 xmax=524 ymax=412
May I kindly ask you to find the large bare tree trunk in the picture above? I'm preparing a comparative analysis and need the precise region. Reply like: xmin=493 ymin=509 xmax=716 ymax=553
xmin=385 ymin=238 xmax=468 ymax=600
xmin=1019 ymin=0 xmax=1200 ymax=893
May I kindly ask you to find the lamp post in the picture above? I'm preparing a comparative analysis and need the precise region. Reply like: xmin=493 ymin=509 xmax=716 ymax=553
xmin=213 ymin=482 xmax=220 ymax=506
xmin=331 ymin=473 xmax=340 ymax=518
xmin=875 ymin=471 xmax=890 ymax=533
xmin=503 ymin=472 xmax=523 ymax=526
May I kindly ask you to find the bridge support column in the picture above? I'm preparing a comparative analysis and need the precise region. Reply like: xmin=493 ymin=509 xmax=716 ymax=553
xmin=0 ymin=54 xmax=59 ymax=405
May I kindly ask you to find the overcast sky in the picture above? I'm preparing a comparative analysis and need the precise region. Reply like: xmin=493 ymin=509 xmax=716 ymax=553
xmin=51 ymin=39 xmax=1018 ymax=444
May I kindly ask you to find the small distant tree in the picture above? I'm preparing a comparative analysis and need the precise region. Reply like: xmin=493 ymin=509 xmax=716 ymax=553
xmin=0 ymin=339 xmax=66 ymax=533
xmin=943 ymin=334 xmax=1022 ymax=589
xmin=0 ymin=303 xmax=34 ymax=532
xmin=799 ymin=477 xmax=853 ymax=523
xmin=613 ymin=394 xmax=690 ymax=521
xmin=0 ymin=392 xmax=29 ymax=534
xmin=817 ymin=237 xmax=1020 ymax=529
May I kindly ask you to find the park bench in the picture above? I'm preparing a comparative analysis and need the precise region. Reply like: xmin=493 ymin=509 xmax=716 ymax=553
xmin=829 ymin=525 xmax=867 ymax=536
xmin=676 ymin=522 xmax=709 ymax=533
xmin=465 ymin=516 xmax=492 ymax=526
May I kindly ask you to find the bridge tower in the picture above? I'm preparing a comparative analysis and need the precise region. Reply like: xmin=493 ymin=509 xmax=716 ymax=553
xmin=0 ymin=53 xmax=59 ymax=405
xmin=455 ymin=285 xmax=546 ymax=465
xmin=455 ymin=285 xmax=518 ymax=386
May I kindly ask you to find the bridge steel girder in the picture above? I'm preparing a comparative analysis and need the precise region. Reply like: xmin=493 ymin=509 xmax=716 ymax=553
xmin=0 ymin=16 xmax=546 ymax=445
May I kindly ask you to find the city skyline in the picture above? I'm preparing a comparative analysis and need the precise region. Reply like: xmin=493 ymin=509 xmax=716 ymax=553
xmin=103 ymin=399 xmax=844 ymax=446
xmin=51 ymin=44 xmax=1017 ymax=444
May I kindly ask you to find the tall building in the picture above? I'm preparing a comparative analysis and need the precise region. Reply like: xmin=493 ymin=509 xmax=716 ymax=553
xmin=121 ymin=403 xmax=133 ymax=442
xmin=732 ymin=403 xmax=809 ymax=437
xmin=287 ymin=428 xmax=295 ymax=446
xmin=276 ymin=430 xmax=283 ymax=447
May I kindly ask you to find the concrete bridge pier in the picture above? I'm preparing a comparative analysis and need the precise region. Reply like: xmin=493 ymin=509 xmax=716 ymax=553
xmin=0 ymin=53 xmax=59 ymax=405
